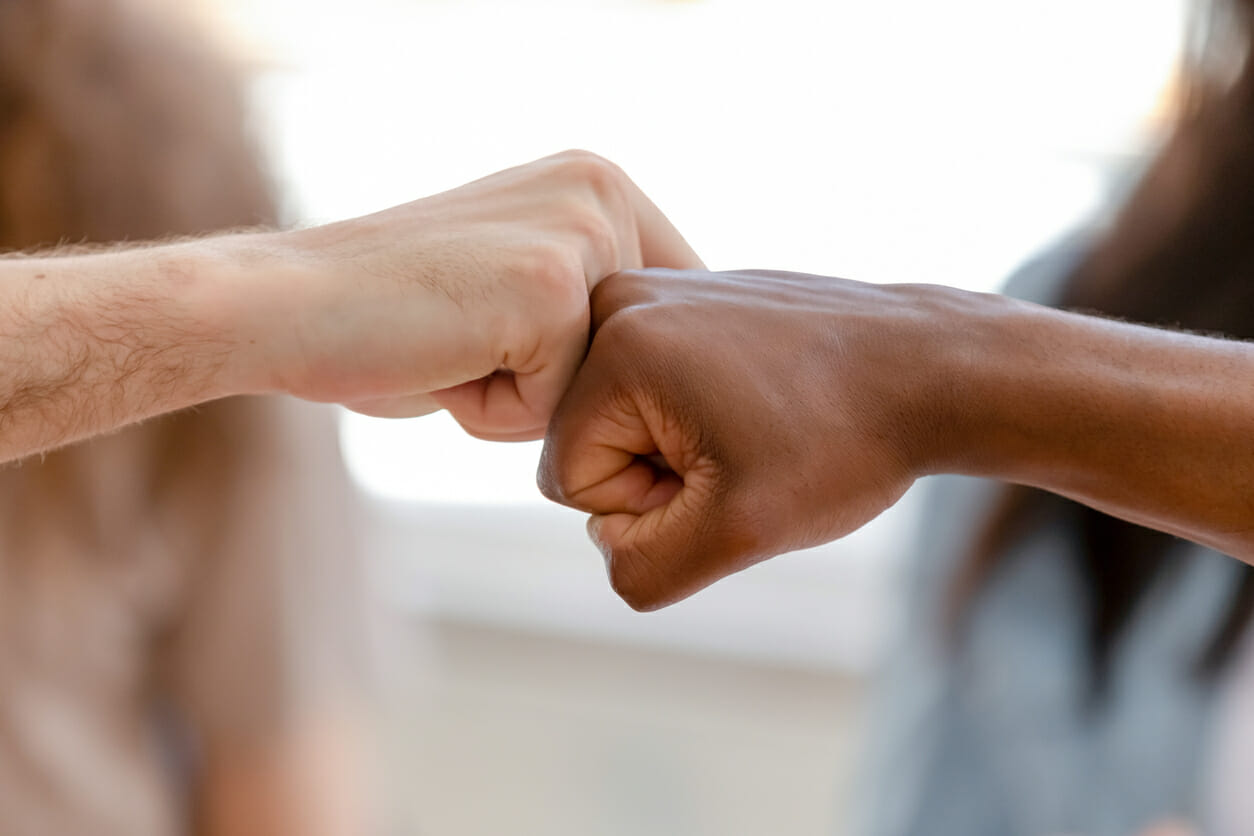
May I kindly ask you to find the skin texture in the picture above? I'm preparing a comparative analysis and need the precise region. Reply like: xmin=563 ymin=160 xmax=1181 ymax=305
xmin=538 ymin=268 xmax=1254 ymax=611
xmin=0 ymin=150 xmax=702 ymax=463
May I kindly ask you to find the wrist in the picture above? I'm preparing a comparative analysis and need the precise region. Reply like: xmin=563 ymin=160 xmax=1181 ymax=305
xmin=918 ymin=291 xmax=1254 ymax=556
xmin=188 ymin=229 xmax=330 ymax=400
xmin=894 ymin=284 xmax=1046 ymax=479
xmin=919 ymin=290 xmax=1144 ymax=486
xmin=161 ymin=234 xmax=271 ymax=399
xmin=214 ymin=217 xmax=471 ymax=407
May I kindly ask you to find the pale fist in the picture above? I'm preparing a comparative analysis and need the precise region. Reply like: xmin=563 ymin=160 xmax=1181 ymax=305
xmin=257 ymin=151 xmax=702 ymax=440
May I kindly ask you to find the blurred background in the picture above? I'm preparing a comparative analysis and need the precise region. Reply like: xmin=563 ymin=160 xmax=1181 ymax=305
xmin=3 ymin=0 xmax=1198 ymax=833
xmin=196 ymin=0 xmax=1186 ymax=833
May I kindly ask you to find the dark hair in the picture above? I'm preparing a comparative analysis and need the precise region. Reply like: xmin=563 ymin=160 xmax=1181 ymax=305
xmin=953 ymin=0 xmax=1254 ymax=699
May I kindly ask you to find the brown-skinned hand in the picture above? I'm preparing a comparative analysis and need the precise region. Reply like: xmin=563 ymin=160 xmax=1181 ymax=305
xmin=538 ymin=268 xmax=962 ymax=610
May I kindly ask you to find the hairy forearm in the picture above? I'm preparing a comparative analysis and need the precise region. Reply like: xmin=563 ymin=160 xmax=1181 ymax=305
xmin=0 ymin=240 xmax=259 ymax=462
xmin=0 ymin=154 xmax=702 ymax=461
xmin=932 ymin=291 xmax=1254 ymax=558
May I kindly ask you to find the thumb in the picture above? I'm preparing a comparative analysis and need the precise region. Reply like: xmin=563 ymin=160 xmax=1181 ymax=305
xmin=587 ymin=470 xmax=731 ymax=612
xmin=587 ymin=510 xmax=680 ymax=612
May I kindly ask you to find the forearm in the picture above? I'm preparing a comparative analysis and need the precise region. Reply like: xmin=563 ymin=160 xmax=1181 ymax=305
xmin=0 ymin=239 xmax=262 ymax=462
xmin=0 ymin=153 xmax=702 ymax=459
xmin=931 ymin=291 xmax=1254 ymax=558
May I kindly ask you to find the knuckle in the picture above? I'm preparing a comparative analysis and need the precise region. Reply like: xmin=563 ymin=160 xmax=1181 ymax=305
xmin=588 ymin=269 xmax=659 ymax=327
xmin=552 ymin=148 xmax=602 ymax=163
xmin=607 ymin=547 xmax=667 ymax=612
xmin=620 ymin=592 xmax=664 ymax=614
xmin=554 ymin=148 xmax=615 ymax=175
xmin=535 ymin=443 xmax=571 ymax=505
xmin=519 ymin=242 xmax=585 ymax=307
xmin=572 ymin=207 xmax=620 ymax=271
xmin=709 ymin=488 xmax=770 ymax=563
xmin=594 ymin=304 xmax=652 ymax=348
xmin=536 ymin=404 xmax=601 ymax=511
xmin=588 ymin=308 xmax=671 ymax=386
xmin=555 ymin=149 xmax=628 ymax=198
xmin=520 ymin=240 xmax=571 ymax=280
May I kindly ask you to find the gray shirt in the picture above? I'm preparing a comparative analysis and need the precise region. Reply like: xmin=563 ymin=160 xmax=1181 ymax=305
xmin=854 ymin=237 xmax=1250 ymax=836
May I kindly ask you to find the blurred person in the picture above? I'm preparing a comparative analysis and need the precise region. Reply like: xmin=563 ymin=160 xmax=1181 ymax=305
xmin=854 ymin=0 xmax=1254 ymax=833
xmin=852 ymin=115 xmax=1253 ymax=836
xmin=0 ymin=1 xmax=374 ymax=833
